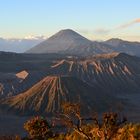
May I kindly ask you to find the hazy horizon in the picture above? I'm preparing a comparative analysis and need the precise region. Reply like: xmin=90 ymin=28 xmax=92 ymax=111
xmin=0 ymin=0 xmax=140 ymax=41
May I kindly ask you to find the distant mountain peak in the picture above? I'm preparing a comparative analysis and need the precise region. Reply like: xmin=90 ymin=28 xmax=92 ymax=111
xmin=57 ymin=29 xmax=77 ymax=33
xmin=48 ymin=29 xmax=90 ymax=41
xmin=107 ymin=38 xmax=124 ymax=41
xmin=106 ymin=38 xmax=124 ymax=44
xmin=26 ymin=29 xmax=92 ymax=53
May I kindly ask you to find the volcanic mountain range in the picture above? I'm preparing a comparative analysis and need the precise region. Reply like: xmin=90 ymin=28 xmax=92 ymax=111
xmin=26 ymin=29 xmax=140 ymax=56
xmin=0 ymin=29 xmax=140 ymax=121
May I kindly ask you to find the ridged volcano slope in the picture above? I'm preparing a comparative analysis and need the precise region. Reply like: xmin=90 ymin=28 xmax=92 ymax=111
xmin=0 ymin=76 xmax=111 ymax=115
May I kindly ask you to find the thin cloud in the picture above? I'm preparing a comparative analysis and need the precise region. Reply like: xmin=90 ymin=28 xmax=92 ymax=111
xmin=93 ymin=18 xmax=140 ymax=35
xmin=76 ymin=18 xmax=140 ymax=36
xmin=94 ymin=28 xmax=110 ymax=35
xmin=117 ymin=18 xmax=140 ymax=29
xmin=77 ymin=28 xmax=110 ymax=35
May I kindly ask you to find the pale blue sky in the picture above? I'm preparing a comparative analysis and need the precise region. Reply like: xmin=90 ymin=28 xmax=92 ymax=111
xmin=0 ymin=0 xmax=140 ymax=41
